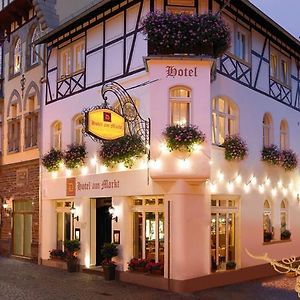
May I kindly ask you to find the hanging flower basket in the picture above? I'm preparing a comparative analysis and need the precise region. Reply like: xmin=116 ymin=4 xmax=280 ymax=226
xmin=98 ymin=134 xmax=146 ymax=168
xmin=42 ymin=148 xmax=64 ymax=172
xmin=261 ymin=144 xmax=280 ymax=166
xmin=141 ymin=11 xmax=230 ymax=57
xmin=280 ymin=149 xmax=298 ymax=171
xmin=64 ymin=144 xmax=87 ymax=169
xmin=163 ymin=124 xmax=205 ymax=152
xmin=222 ymin=135 xmax=248 ymax=161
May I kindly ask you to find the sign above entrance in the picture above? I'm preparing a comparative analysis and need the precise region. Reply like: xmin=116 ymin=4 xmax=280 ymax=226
xmin=166 ymin=65 xmax=198 ymax=78
xmin=85 ymin=108 xmax=125 ymax=141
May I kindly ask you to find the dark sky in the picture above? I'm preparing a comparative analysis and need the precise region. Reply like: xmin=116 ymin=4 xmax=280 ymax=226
xmin=250 ymin=0 xmax=300 ymax=39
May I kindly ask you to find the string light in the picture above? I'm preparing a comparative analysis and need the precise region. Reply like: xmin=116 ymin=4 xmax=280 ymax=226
xmin=282 ymin=188 xmax=288 ymax=197
xmin=250 ymin=175 xmax=257 ymax=186
xmin=258 ymin=184 xmax=265 ymax=194
xmin=265 ymin=177 xmax=271 ymax=186
xmin=271 ymin=188 xmax=277 ymax=197
xmin=178 ymin=159 xmax=190 ymax=170
xmin=243 ymin=183 xmax=250 ymax=193
xmin=210 ymin=182 xmax=217 ymax=193
xmin=66 ymin=169 xmax=72 ymax=177
xmin=81 ymin=166 xmax=89 ymax=176
xmin=235 ymin=174 xmax=242 ymax=184
xmin=90 ymin=156 xmax=98 ymax=166
xmin=277 ymin=180 xmax=283 ymax=188
xmin=51 ymin=171 xmax=58 ymax=179
xmin=99 ymin=165 xmax=108 ymax=173
xmin=227 ymin=181 xmax=234 ymax=193
xmin=191 ymin=143 xmax=202 ymax=153
xmin=150 ymin=159 xmax=161 ymax=170
xmin=217 ymin=171 xmax=224 ymax=182
xmin=160 ymin=143 xmax=169 ymax=154
xmin=118 ymin=163 xmax=127 ymax=171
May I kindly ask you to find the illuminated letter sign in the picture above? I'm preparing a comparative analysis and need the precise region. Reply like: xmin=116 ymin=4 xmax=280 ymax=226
xmin=85 ymin=108 xmax=125 ymax=140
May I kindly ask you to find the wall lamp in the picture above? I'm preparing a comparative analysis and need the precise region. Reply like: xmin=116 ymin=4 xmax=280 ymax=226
xmin=108 ymin=206 xmax=118 ymax=222
xmin=70 ymin=203 xmax=79 ymax=222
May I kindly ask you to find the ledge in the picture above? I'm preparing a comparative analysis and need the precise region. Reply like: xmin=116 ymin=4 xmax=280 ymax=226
xmin=263 ymin=239 xmax=291 ymax=245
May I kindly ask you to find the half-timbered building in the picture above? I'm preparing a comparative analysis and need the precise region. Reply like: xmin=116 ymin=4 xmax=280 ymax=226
xmin=38 ymin=0 xmax=300 ymax=291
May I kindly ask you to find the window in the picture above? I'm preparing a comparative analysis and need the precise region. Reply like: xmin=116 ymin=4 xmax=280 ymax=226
xmin=51 ymin=121 xmax=62 ymax=150
xmin=263 ymin=200 xmax=272 ymax=240
xmin=7 ymin=103 xmax=21 ymax=152
xmin=24 ymin=96 xmax=38 ymax=149
xmin=280 ymin=200 xmax=288 ymax=233
xmin=236 ymin=30 xmax=247 ymax=61
xmin=270 ymin=47 xmax=290 ymax=85
xmin=73 ymin=114 xmax=84 ymax=145
xmin=59 ymin=39 xmax=85 ymax=79
xmin=211 ymin=198 xmax=238 ymax=271
xmin=170 ymin=87 xmax=191 ymax=126
xmin=212 ymin=97 xmax=238 ymax=145
xmin=30 ymin=27 xmax=40 ymax=66
xmin=132 ymin=196 xmax=164 ymax=264
xmin=262 ymin=113 xmax=273 ymax=147
xmin=166 ymin=0 xmax=196 ymax=14
xmin=56 ymin=201 xmax=73 ymax=250
xmin=280 ymin=120 xmax=288 ymax=150
xmin=14 ymin=38 xmax=21 ymax=74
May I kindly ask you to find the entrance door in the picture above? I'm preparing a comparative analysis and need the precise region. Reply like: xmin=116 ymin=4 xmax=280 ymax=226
xmin=96 ymin=198 xmax=112 ymax=266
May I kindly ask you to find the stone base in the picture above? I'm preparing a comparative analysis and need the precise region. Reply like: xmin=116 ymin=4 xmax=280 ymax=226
xmin=42 ymin=259 xmax=68 ymax=270
xmin=0 ymin=239 xmax=11 ymax=257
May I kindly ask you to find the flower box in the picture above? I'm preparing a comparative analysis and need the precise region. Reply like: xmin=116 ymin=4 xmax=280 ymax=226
xmin=64 ymin=143 xmax=87 ymax=169
xmin=42 ymin=148 xmax=64 ymax=172
xmin=222 ymin=135 xmax=248 ymax=161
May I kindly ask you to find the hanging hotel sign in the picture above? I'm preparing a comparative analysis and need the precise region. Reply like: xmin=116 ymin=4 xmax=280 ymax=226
xmin=85 ymin=108 xmax=125 ymax=141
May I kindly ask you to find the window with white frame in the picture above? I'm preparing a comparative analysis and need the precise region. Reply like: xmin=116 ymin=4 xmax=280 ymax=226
xmin=7 ymin=103 xmax=21 ymax=153
xmin=270 ymin=52 xmax=278 ymax=78
xmin=280 ymin=120 xmax=288 ymax=150
xmin=73 ymin=114 xmax=84 ymax=145
xmin=263 ymin=200 xmax=272 ymax=239
xmin=30 ymin=27 xmax=40 ymax=66
xmin=52 ymin=121 xmax=62 ymax=150
xmin=14 ymin=38 xmax=21 ymax=74
xmin=59 ymin=39 xmax=85 ymax=79
xmin=262 ymin=113 xmax=273 ymax=147
xmin=170 ymin=86 xmax=191 ymax=126
xmin=212 ymin=97 xmax=238 ymax=145
xmin=280 ymin=200 xmax=288 ymax=233
xmin=24 ymin=95 xmax=38 ymax=149
xmin=270 ymin=47 xmax=290 ymax=86
xmin=235 ymin=29 xmax=248 ymax=61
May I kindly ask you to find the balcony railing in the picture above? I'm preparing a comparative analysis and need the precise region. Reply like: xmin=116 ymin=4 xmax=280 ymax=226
xmin=0 ymin=0 xmax=15 ymax=11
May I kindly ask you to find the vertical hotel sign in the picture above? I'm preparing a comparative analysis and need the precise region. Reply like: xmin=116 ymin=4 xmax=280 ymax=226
xmin=85 ymin=108 xmax=125 ymax=140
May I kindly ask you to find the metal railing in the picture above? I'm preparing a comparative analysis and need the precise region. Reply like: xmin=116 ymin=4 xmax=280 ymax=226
xmin=0 ymin=0 xmax=14 ymax=11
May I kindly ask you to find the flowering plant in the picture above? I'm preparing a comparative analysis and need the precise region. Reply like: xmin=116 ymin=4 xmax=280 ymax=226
xmin=128 ymin=258 xmax=148 ymax=271
xmin=42 ymin=148 xmax=64 ymax=172
xmin=261 ymin=144 xmax=280 ymax=166
xmin=64 ymin=239 xmax=80 ymax=261
xmin=280 ymin=149 xmax=298 ymax=171
xmin=222 ymin=135 xmax=248 ymax=161
xmin=141 ymin=11 xmax=230 ymax=57
xmin=281 ymin=229 xmax=291 ymax=240
xmin=163 ymin=124 xmax=205 ymax=152
xmin=145 ymin=260 xmax=164 ymax=272
xmin=49 ymin=249 xmax=66 ymax=260
xmin=64 ymin=143 xmax=87 ymax=169
xmin=99 ymin=134 xmax=146 ymax=168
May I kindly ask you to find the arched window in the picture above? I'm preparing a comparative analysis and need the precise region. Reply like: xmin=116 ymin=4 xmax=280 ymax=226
xmin=280 ymin=120 xmax=288 ymax=150
xmin=52 ymin=121 xmax=62 ymax=150
xmin=73 ymin=115 xmax=84 ymax=145
xmin=30 ymin=27 xmax=40 ymax=65
xmin=7 ymin=101 xmax=21 ymax=152
xmin=280 ymin=200 xmax=288 ymax=232
xmin=263 ymin=113 xmax=273 ymax=147
xmin=14 ymin=38 xmax=21 ymax=74
xmin=212 ymin=97 xmax=238 ymax=145
xmin=263 ymin=200 xmax=272 ymax=241
xmin=170 ymin=86 xmax=191 ymax=126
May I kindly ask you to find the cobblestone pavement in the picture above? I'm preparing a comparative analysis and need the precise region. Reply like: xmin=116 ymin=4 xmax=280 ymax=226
xmin=0 ymin=257 xmax=298 ymax=300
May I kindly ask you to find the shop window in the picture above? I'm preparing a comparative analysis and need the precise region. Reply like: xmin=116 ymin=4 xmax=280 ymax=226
xmin=132 ymin=196 xmax=164 ymax=264
xmin=270 ymin=47 xmax=290 ymax=86
xmin=280 ymin=120 xmax=288 ymax=150
xmin=56 ymin=201 xmax=73 ymax=250
xmin=24 ymin=95 xmax=38 ymax=149
xmin=29 ymin=26 xmax=40 ymax=66
xmin=262 ymin=113 xmax=273 ymax=147
xmin=59 ymin=39 xmax=85 ymax=79
xmin=263 ymin=200 xmax=272 ymax=241
xmin=72 ymin=114 xmax=84 ymax=145
xmin=51 ymin=121 xmax=62 ymax=150
xmin=170 ymin=86 xmax=191 ymax=126
xmin=211 ymin=198 xmax=238 ymax=272
xmin=212 ymin=97 xmax=238 ymax=145
xmin=7 ymin=103 xmax=21 ymax=153
xmin=280 ymin=200 xmax=288 ymax=232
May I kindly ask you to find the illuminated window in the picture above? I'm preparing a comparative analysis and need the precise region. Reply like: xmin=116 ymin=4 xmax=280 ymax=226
xmin=280 ymin=58 xmax=288 ymax=85
xmin=270 ymin=53 xmax=278 ymax=78
xmin=280 ymin=120 xmax=288 ymax=150
xmin=212 ymin=97 xmax=238 ymax=145
xmin=30 ymin=27 xmax=40 ymax=66
xmin=270 ymin=47 xmax=290 ymax=85
xmin=170 ymin=86 xmax=191 ymax=126
xmin=7 ymin=103 xmax=20 ymax=153
xmin=52 ymin=121 xmax=62 ymax=150
xmin=263 ymin=113 xmax=273 ymax=147
xmin=280 ymin=200 xmax=288 ymax=233
xmin=73 ymin=114 xmax=84 ymax=145
xmin=263 ymin=200 xmax=272 ymax=240
xmin=14 ymin=38 xmax=21 ymax=74
xmin=24 ymin=95 xmax=38 ymax=149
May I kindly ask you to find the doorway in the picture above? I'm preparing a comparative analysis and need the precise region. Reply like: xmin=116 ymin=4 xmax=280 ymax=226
xmin=96 ymin=198 xmax=112 ymax=266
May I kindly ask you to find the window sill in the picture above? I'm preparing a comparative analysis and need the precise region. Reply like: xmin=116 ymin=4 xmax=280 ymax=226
xmin=7 ymin=150 xmax=20 ymax=154
xmin=24 ymin=145 xmax=38 ymax=151
xmin=263 ymin=239 xmax=291 ymax=245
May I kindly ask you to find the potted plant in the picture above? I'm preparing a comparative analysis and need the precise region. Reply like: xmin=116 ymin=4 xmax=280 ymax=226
xmin=128 ymin=258 xmax=148 ymax=272
xmin=226 ymin=261 xmax=236 ymax=270
xmin=42 ymin=148 xmax=64 ymax=172
xmin=281 ymin=229 xmax=291 ymax=240
xmin=64 ymin=143 xmax=87 ymax=169
xmin=222 ymin=135 xmax=248 ymax=161
xmin=280 ymin=149 xmax=298 ymax=171
xmin=99 ymin=134 xmax=146 ymax=168
xmin=101 ymin=243 xmax=118 ymax=280
xmin=145 ymin=260 xmax=164 ymax=275
xmin=264 ymin=231 xmax=272 ymax=242
xmin=163 ymin=124 xmax=205 ymax=152
xmin=49 ymin=249 xmax=66 ymax=260
xmin=64 ymin=239 xmax=80 ymax=272
xmin=261 ymin=144 xmax=280 ymax=166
